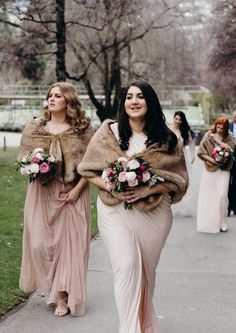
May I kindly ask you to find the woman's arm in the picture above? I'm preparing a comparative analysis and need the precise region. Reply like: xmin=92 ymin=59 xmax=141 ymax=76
xmin=200 ymin=153 xmax=217 ymax=164
xmin=188 ymin=132 xmax=195 ymax=163
xmin=61 ymin=177 xmax=88 ymax=204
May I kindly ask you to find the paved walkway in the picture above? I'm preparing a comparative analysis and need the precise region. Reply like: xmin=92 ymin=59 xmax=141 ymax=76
xmin=1 ymin=134 xmax=236 ymax=332
xmin=1 ymin=215 xmax=236 ymax=333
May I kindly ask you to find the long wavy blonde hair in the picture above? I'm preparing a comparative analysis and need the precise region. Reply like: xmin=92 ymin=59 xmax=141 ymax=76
xmin=42 ymin=82 xmax=90 ymax=131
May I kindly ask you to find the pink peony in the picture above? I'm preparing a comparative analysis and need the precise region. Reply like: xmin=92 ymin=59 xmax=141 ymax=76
xmin=39 ymin=162 xmax=50 ymax=173
xmin=118 ymin=171 xmax=127 ymax=182
xmin=128 ymin=179 xmax=138 ymax=187
xmin=33 ymin=157 xmax=40 ymax=164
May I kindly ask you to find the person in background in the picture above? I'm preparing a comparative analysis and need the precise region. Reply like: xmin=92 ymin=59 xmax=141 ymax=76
xmin=78 ymin=80 xmax=188 ymax=333
xmin=228 ymin=110 xmax=236 ymax=216
xmin=197 ymin=117 xmax=234 ymax=233
xmin=17 ymin=82 xmax=93 ymax=317
xmin=170 ymin=110 xmax=195 ymax=216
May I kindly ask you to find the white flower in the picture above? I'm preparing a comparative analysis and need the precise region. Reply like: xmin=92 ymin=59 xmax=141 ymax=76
xmin=127 ymin=159 xmax=140 ymax=170
xmin=126 ymin=171 xmax=137 ymax=181
xmin=142 ymin=171 xmax=151 ymax=182
xmin=29 ymin=163 xmax=40 ymax=173
xmin=21 ymin=155 xmax=28 ymax=163
xmin=101 ymin=169 xmax=109 ymax=181
xmin=48 ymin=155 xmax=56 ymax=163
xmin=20 ymin=166 xmax=31 ymax=176
xmin=117 ymin=157 xmax=128 ymax=164
xmin=156 ymin=176 xmax=165 ymax=182
xmin=35 ymin=152 xmax=44 ymax=160
xmin=33 ymin=147 xmax=44 ymax=154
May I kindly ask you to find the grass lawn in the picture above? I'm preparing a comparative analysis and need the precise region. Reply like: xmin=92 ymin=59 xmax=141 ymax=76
xmin=0 ymin=147 xmax=98 ymax=317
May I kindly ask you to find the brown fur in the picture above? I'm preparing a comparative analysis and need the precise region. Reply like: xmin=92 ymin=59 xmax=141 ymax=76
xmin=78 ymin=119 xmax=188 ymax=212
xmin=17 ymin=118 xmax=94 ymax=184
xmin=197 ymin=131 xmax=234 ymax=172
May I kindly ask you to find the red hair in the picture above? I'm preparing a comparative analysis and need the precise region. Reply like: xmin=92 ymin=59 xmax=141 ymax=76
xmin=210 ymin=117 xmax=229 ymax=139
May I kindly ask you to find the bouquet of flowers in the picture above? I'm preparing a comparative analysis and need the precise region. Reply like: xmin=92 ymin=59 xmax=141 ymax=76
xmin=212 ymin=145 xmax=234 ymax=169
xmin=17 ymin=147 xmax=57 ymax=185
xmin=101 ymin=157 xmax=164 ymax=209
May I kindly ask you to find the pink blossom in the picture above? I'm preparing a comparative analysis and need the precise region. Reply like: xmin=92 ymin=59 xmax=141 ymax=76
xmin=118 ymin=171 xmax=127 ymax=182
xmin=33 ymin=157 xmax=40 ymax=164
xmin=136 ymin=174 xmax=143 ymax=181
xmin=139 ymin=165 xmax=146 ymax=171
xmin=39 ymin=162 xmax=50 ymax=173
xmin=128 ymin=179 xmax=138 ymax=187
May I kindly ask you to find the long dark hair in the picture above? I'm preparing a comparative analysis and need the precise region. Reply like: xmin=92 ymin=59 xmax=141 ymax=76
xmin=174 ymin=111 xmax=194 ymax=146
xmin=118 ymin=80 xmax=177 ymax=153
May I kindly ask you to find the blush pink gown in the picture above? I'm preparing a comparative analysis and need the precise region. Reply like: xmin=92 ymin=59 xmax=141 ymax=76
xmin=19 ymin=177 xmax=90 ymax=316
xmin=97 ymin=123 xmax=173 ymax=333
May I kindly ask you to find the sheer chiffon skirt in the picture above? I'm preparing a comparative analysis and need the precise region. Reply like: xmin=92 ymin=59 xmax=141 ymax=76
xmin=97 ymin=194 xmax=172 ymax=333
xmin=197 ymin=168 xmax=230 ymax=233
xmin=19 ymin=179 xmax=90 ymax=316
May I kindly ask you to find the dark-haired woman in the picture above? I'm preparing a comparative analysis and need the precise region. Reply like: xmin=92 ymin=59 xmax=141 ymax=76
xmin=197 ymin=117 xmax=234 ymax=233
xmin=170 ymin=111 xmax=196 ymax=216
xmin=78 ymin=80 xmax=188 ymax=332
xmin=18 ymin=82 xmax=94 ymax=317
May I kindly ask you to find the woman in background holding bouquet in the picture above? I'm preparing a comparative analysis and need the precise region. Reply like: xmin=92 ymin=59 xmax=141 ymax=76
xmin=170 ymin=111 xmax=195 ymax=216
xmin=78 ymin=80 xmax=188 ymax=333
xmin=197 ymin=117 xmax=234 ymax=233
xmin=17 ymin=82 xmax=93 ymax=317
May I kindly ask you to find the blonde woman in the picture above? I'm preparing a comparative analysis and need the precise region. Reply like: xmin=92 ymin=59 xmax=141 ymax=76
xmin=18 ymin=82 xmax=93 ymax=317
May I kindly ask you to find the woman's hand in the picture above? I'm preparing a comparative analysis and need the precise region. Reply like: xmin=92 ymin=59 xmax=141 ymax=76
xmin=111 ymin=186 xmax=151 ymax=203
xmin=59 ymin=187 xmax=81 ymax=205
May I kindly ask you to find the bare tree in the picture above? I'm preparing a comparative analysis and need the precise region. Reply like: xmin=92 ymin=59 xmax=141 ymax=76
xmin=0 ymin=0 xmax=212 ymax=119
xmin=205 ymin=0 xmax=236 ymax=109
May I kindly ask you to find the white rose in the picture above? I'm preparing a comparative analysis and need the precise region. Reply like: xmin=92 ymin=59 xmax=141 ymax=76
xmin=33 ymin=148 xmax=44 ymax=154
xmin=127 ymin=159 xmax=140 ymax=170
xmin=126 ymin=171 xmax=137 ymax=181
xmin=101 ymin=169 xmax=109 ymax=181
xmin=20 ymin=166 xmax=30 ymax=176
xmin=117 ymin=157 xmax=128 ymax=164
xmin=142 ymin=171 xmax=151 ymax=182
xmin=29 ymin=163 xmax=40 ymax=173
xmin=21 ymin=155 xmax=28 ymax=163
xmin=35 ymin=152 xmax=44 ymax=160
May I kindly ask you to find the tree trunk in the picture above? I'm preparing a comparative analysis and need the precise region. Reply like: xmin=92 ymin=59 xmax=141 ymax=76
xmin=56 ymin=0 xmax=66 ymax=81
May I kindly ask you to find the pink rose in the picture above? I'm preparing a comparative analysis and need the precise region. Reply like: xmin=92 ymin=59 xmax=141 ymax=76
xmin=118 ymin=171 xmax=127 ymax=182
xmin=33 ymin=157 xmax=40 ymax=164
xmin=39 ymin=162 xmax=50 ymax=173
xmin=139 ymin=165 xmax=146 ymax=171
xmin=136 ymin=174 xmax=143 ymax=181
xmin=128 ymin=179 xmax=138 ymax=187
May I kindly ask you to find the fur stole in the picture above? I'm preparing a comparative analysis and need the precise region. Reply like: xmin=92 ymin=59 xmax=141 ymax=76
xmin=78 ymin=119 xmax=188 ymax=212
xmin=17 ymin=118 xmax=94 ymax=184
xmin=197 ymin=131 xmax=234 ymax=172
